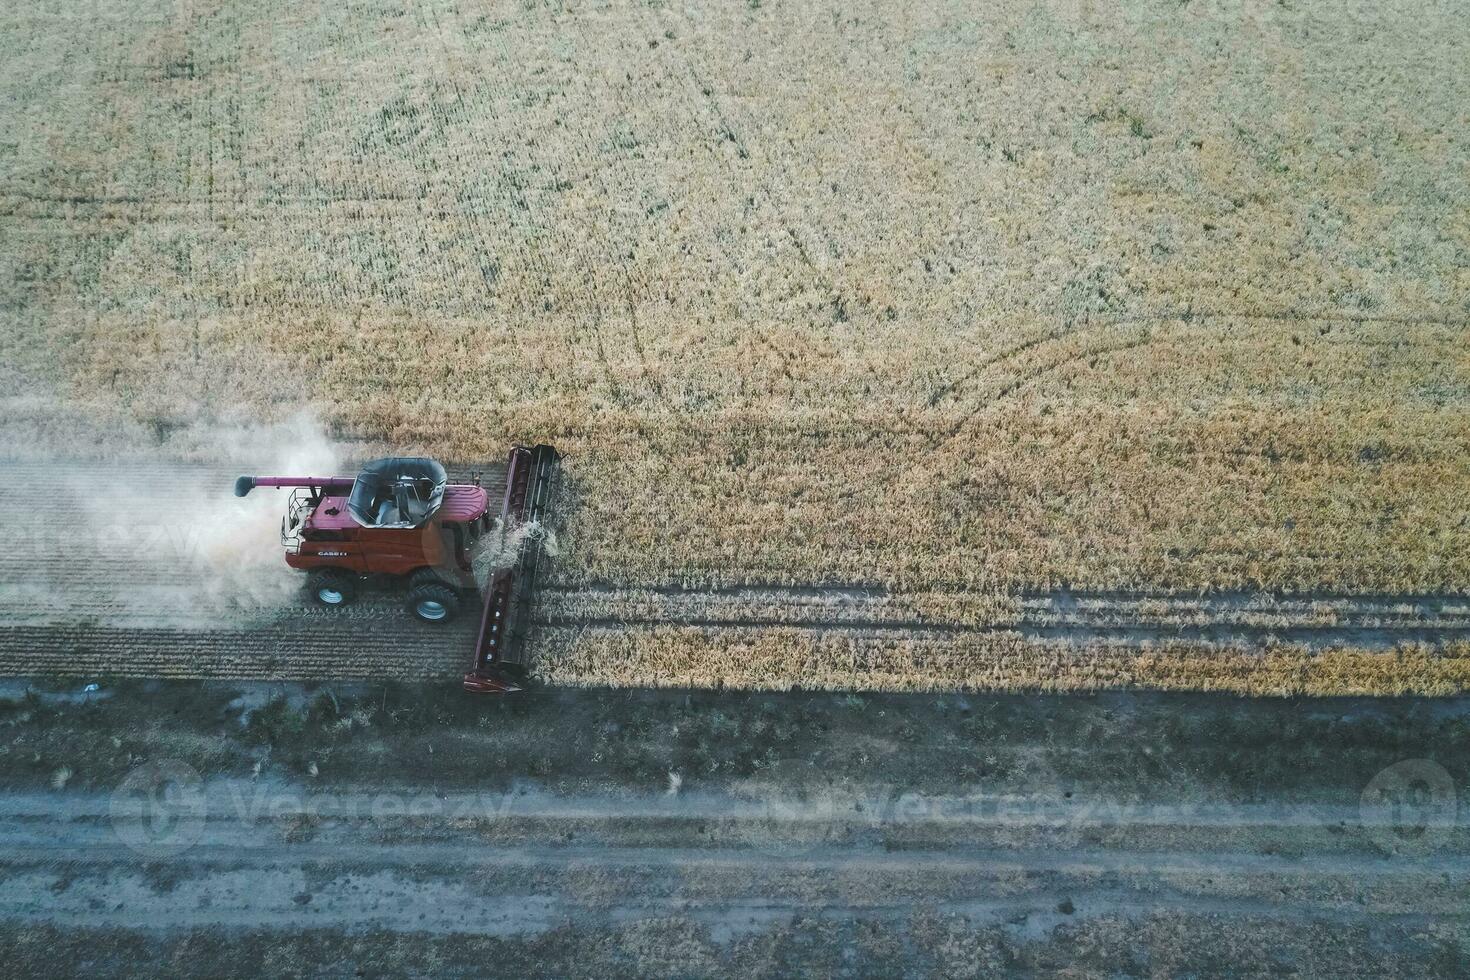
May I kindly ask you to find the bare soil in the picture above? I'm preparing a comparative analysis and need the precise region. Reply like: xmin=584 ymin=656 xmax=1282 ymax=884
xmin=0 ymin=683 xmax=1466 ymax=975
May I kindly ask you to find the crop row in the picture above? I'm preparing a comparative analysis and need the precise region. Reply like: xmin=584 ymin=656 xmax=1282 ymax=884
xmin=529 ymin=625 xmax=1470 ymax=698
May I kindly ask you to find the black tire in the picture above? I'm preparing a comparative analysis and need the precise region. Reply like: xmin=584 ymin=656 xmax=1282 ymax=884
xmin=407 ymin=582 xmax=461 ymax=623
xmin=409 ymin=567 xmax=452 ymax=590
xmin=305 ymin=568 xmax=358 ymax=608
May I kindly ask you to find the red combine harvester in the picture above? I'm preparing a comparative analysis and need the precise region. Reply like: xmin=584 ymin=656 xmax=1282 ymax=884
xmin=234 ymin=445 xmax=559 ymax=694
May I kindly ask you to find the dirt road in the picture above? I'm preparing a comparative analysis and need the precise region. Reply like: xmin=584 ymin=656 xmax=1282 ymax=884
xmin=1 ymin=777 xmax=1464 ymax=975
xmin=0 ymin=679 xmax=1466 ymax=974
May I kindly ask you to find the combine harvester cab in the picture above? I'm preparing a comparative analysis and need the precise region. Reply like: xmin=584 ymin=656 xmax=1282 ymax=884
xmin=235 ymin=445 xmax=561 ymax=693
xmin=464 ymin=444 xmax=560 ymax=695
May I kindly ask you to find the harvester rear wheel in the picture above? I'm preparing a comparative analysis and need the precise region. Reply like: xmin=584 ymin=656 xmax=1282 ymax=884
xmin=306 ymin=569 xmax=358 ymax=608
xmin=407 ymin=582 xmax=460 ymax=623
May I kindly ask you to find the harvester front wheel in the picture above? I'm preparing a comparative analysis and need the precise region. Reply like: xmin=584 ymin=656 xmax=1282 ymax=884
xmin=306 ymin=569 xmax=358 ymax=608
xmin=409 ymin=567 xmax=452 ymax=590
xmin=407 ymin=583 xmax=460 ymax=623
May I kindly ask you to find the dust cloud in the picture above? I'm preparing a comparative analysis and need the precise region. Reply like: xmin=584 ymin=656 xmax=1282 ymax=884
xmin=4 ymin=412 xmax=347 ymax=628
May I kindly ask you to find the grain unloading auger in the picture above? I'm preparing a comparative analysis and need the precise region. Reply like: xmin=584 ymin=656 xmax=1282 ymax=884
xmin=234 ymin=445 xmax=561 ymax=695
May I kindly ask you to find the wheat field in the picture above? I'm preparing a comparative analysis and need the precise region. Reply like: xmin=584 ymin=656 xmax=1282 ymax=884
xmin=3 ymin=0 xmax=1468 ymax=692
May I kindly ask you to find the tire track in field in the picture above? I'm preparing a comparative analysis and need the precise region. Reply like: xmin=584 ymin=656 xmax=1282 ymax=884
xmin=911 ymin=306 xmax=1468 ymax=457
xmin=539 ymin=618 xmax=1470 ymax=650
xmin=534 ymin=583 xmax=1470 ymax=651
xmin=547 ymin=6 xmax=709 ymax=479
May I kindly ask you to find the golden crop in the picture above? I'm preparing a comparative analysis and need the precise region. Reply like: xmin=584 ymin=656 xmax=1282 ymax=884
xmin=531 ymin=627 xmax=1470 ymax=698
xmin=3 ymin=0 xmax=1467 ymax=692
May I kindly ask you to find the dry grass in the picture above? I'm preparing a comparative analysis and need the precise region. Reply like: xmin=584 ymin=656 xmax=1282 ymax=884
xmin=3 ymin=0 xmax=1468 ymax=691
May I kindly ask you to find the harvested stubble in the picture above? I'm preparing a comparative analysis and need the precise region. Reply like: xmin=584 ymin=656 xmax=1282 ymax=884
xmin=3 ymin=0 xmax=1468 ymax=691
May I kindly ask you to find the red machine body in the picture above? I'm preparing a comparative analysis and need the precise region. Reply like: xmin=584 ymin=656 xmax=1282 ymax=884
xmin=282 ymin=483 xmax=491 ymax=580
xmin=236 ymin=463 xmax=491 ymax=589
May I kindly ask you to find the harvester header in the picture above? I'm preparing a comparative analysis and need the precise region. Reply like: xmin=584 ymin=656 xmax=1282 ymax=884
xmin=464 ymin=444 xmax=560 ymax=694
